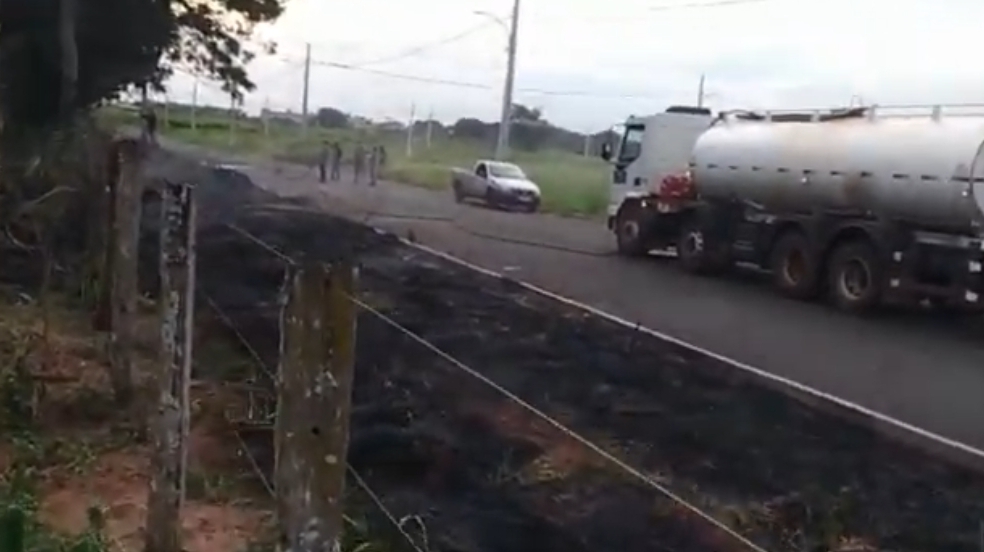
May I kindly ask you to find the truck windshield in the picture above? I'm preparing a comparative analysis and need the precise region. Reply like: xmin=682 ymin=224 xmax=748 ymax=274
xmin=488 ymin=163 xmax=526 ymax=179
xmin=618 ymin=125 xmax=645 ymax=164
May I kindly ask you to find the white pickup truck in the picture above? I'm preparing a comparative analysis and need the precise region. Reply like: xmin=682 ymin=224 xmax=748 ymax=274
xmin=450 ymin=160 xmax=541 ymax=212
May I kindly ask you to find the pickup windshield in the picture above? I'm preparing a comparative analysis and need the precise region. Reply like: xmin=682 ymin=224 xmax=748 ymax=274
xmin=487 ymin=162 xmax=526 ymax=179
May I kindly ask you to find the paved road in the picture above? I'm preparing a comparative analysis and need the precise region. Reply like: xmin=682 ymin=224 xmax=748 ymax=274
xmin=231 ymin=162 xmax=984 ymax=450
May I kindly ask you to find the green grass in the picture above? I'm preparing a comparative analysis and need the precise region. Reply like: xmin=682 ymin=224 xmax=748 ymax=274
xmin=383 ymin=156 xmax=607 ymax=216
xmin=99 ymin=105 xmax=611 ymax=217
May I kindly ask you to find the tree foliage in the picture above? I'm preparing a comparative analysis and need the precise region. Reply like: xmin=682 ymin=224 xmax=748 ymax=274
xmin=316 ymin=107 xmax=350 ymax=129
xmin=452 ymin=118 xmax=487 ymax=140
xmin=447 ymin=104 xmax=613 ymax=155
xmin=0 ymin=0 xmax=287 ymax=131
xmin=511 ymin=104 xmax=542 ymax=123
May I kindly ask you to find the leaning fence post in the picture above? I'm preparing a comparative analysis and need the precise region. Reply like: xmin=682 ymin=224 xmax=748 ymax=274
xmin=105 ymin=139 xmax=143 ymax=406
xmin=145 ymin=181 xmax=197 ymax=552
xmin=275 ymin=261 xmax=358 ymax=552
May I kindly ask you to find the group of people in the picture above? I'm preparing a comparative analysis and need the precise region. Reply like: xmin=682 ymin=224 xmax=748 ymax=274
xmin=318 ymin=140 xmax=387 ymax=186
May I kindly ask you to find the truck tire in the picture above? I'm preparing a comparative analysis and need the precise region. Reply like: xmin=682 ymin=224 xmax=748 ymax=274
xmin=614 ymin=201 xmax=651 ymax=256
xmin=826 ymin=240 xmax=884 ymax=313
xmin=677 ymin=219 xmax=731 ymax=274
xmin=769 ymin=232 xmax=820 ymax=300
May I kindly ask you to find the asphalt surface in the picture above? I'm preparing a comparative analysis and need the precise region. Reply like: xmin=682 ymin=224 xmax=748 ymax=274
xmin=217 ymin=160 xmax=984 ymax=451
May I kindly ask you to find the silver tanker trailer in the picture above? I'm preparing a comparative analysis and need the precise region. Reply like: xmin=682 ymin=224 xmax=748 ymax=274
xmin=601 ymin=104 xmax=984 ymax=313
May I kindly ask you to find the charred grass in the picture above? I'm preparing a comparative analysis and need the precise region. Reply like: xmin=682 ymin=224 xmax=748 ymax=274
xmin=191 ymin=204 xmax=984 ymax=552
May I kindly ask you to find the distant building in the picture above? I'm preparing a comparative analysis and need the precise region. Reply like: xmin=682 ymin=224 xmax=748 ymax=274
xmin=261 ymin=108 xmax=307 ymax=126
xmin=376 ymin=121 xmax=405 ymax=132
xmin=349 ymin=116 xmax=373 ymax=129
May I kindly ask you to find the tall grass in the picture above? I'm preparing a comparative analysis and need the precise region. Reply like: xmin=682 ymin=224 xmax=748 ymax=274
xmin=100 ymin=106 xmax=611 ymax=217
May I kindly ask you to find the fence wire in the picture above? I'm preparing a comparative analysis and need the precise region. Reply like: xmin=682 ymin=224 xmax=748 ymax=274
xmin=204 ymin=286 xmax=431 ymax=552
xmin=213 ymin=221 xmax=771 ymax=552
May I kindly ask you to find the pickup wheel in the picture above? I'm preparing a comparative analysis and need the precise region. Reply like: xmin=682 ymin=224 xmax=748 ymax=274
xmin=769 ymin=232 xmax=821 ymax=300
xmin=826 ymin=240 xmax=883 ymax=313
xmin=484 ymin=186 xmax=501 ymax=210
xmin=452 ymin=181 xmax=464 ymax=203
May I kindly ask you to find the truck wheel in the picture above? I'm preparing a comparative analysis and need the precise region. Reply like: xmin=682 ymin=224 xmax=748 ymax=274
xmin=677 ymin=219 xmax=731 ymax=274
xmin=769 ymin=232 xmax=820 ymax=300
xmin=614 ymin=201 xmax=651 ymax=256
xmin=827 ymin=240 xmax=884 ymax=313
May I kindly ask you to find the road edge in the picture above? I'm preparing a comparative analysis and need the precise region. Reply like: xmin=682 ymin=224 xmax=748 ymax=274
xmin=386 ymin=229 xmax=984 ymax=475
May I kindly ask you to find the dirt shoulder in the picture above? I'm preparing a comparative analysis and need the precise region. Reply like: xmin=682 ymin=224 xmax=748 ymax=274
xmin=0 ymin=293 xmax=273 ymax=552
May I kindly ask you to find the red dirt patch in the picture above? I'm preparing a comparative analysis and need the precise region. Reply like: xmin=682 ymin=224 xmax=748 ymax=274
xmin=38 ymin=446 xmax=270 ymax=552
xmin=1 ymin=299 xmax=273 ymax=552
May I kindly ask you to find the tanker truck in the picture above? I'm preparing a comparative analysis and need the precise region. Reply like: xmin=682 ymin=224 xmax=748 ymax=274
xmin=601 ymin=104 xmax=984 ymax=313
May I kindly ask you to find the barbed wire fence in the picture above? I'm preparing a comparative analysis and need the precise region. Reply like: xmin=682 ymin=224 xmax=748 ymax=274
xmin=196 ymin=220 xmax=771 ymax=552
xmin=94 ymin=136 xmax=768 ymax=552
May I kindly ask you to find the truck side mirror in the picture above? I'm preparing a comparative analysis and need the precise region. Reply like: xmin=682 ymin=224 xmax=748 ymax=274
xmin=600 ymin=143 xmax=612 ymax=161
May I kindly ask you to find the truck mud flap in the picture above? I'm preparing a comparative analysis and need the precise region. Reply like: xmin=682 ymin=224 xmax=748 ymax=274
xmin=887 ymin=238 xmax=984 ymax=309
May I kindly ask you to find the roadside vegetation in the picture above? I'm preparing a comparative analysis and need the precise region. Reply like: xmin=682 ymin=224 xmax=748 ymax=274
xmin=99 ymin=104 xmax=612 ymax=217
xmin=1 ymin=0 xmax=392 ymax=546
xmin=0 ymin=288 xmax=393 ymax=552
xmin=0 ymin=292 xmax=272 ymax=552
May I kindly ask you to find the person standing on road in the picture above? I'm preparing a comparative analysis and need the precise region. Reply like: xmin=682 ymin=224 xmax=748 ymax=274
xmin=140 ymin=103 xmax=158 ymax=146
xmin=353 ymin=142 xmax=366 ymax=184
xmin=378 ymin=145 xmax=388 ymax=168
xmin=318 ymin=140 xmax=330 ymax=183
xmin=330 ymin=141 xmax=343 ymax=181
xmin=368 ymin=145 xmax=380 ymax=187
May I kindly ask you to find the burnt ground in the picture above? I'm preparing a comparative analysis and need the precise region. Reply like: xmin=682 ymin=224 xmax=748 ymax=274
xmin=184 ymin=193 xmax=984 ymax=552
xmin=194 ymin=213 xmax=750 ymax=552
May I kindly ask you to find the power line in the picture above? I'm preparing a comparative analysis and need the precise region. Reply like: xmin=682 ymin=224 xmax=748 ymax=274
xmin=258 ymin=0 xmax=775 ymax=100
xmin=346 ymin=19 xmax=502 ymax=67
xmin=306 ymin=58 xmax=490 ymax=89
xmin=649 ymin=0 xmax=770 ymax=10
xmin=278 ymin=55 xmax=666 ymax=99
xmin=514 ymin=0 xmax=776 ymax=22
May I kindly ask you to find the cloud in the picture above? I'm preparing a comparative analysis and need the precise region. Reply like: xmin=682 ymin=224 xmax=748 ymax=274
xmin=164 ymin=0 xmax=984 ymax=131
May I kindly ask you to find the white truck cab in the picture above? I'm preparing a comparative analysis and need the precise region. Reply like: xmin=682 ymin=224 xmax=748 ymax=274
xmin=602 ymin=106 xmax=714 ymax=229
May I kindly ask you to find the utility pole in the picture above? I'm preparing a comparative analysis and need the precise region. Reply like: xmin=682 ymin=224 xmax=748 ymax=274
xmin=494 ymin=0 xmax=520 ymax=160
xmin=263 ymin=96 xmax=271 ymax=138
xmin=190 ymin=78 xmax=198 ymax=131
xmin=405 ymin=103 xmax=416 ymax=158
xmin=425 ymin=108 xmax=434 ymax=149
xmin=301 ymin=42 xmax=311 ymax=138
xmin=583 ymin=133 xmax=591 ymax=157
xmin=228 ymin=95 xmax=236 ymax=147
xmin=697 ymin=74 xmax=706 ymax=108
xmin=163 ymin=93 xmax=170 ymax=131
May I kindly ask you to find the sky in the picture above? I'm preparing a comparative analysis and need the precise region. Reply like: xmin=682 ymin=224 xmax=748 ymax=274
xmin=164 ymin=0 xmax=984 ymax=133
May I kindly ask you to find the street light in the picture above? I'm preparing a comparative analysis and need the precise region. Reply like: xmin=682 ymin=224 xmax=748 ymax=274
xmin=474 ymin=0 xmax=520 ymax=161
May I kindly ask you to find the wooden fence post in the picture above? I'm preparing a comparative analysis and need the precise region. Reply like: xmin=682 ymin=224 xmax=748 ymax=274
xmin=145 ymin=181 xmax=197 ymax=552
xmin=105 ymin=139 xmax=142 ymax=406
xmin=275 ymin=261 xmax=358 ymax=552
